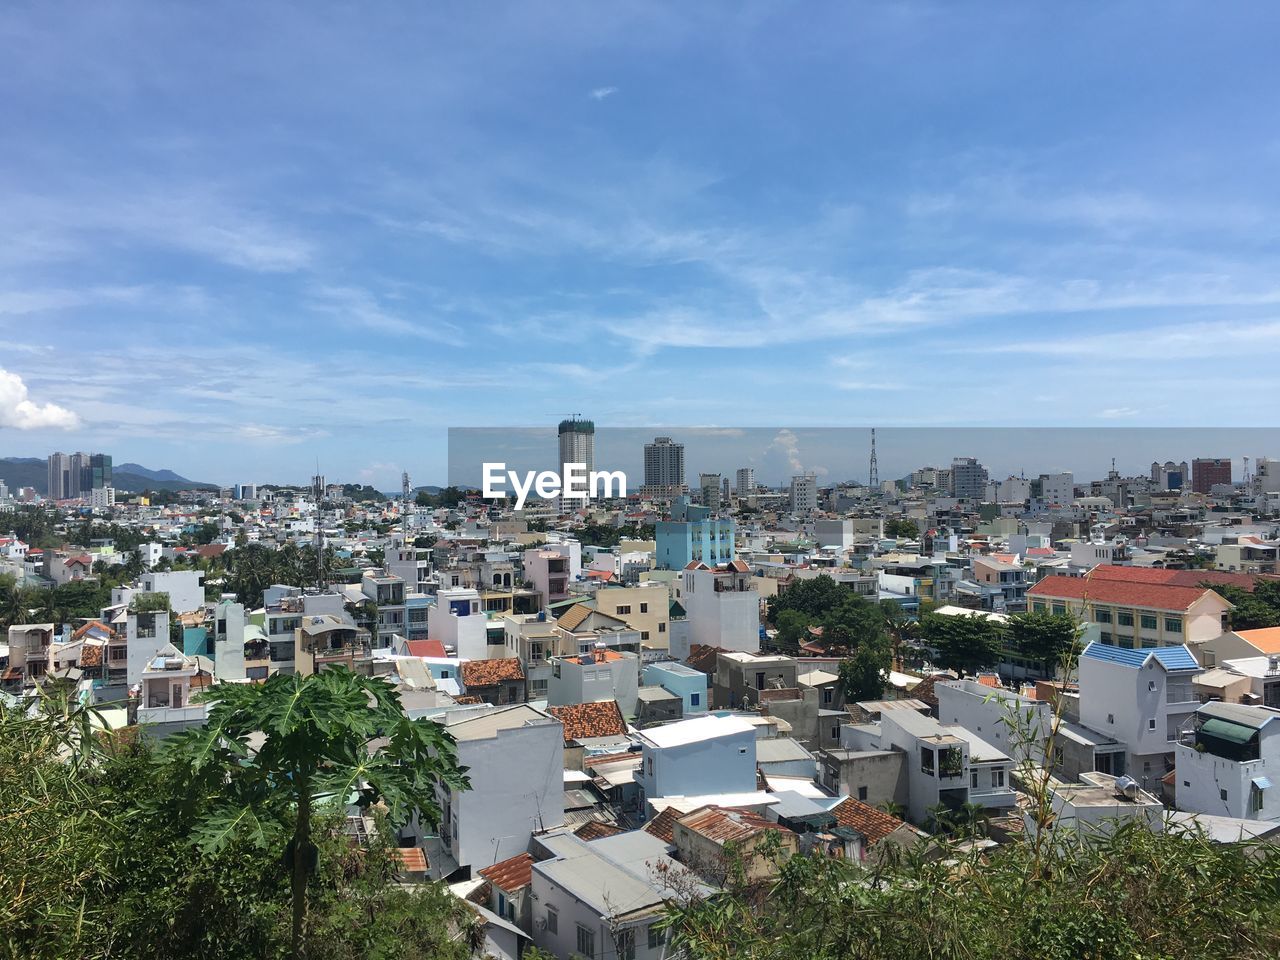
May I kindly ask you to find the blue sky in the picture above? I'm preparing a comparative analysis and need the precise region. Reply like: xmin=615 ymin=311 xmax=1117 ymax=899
xmin=2 ymin=2 xmax=1279 ymax=487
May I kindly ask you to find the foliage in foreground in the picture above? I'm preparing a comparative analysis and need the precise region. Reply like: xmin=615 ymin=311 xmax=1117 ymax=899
xmin=0 ymin=687 xmax=475 ymax=960
xmin=663 ymin=819 xmax=1280 ymax=960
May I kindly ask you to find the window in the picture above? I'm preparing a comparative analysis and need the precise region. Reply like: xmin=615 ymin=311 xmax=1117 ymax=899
xmin=641 ymin=631 xmax=649 ymax=641
xmin=1251 ymin=783 xmax=1265 ymax=813
xmin=618 ymin=928 xmax=635 ymax=960
xmin=991 ymin=769 xmax=1005 ymax=789
xmin=1118 ymin=611 xmax=1134 ymax=627
xmin=1100 ymin=631 xmax=1112 ymax=644
xmin=1094 ymin=607 xmax=1112 ymax=623
xmin=640 ymin=603 xmax=648 ymax=613
xmin=921 ymin=747 xmax=935 ymax=776
xmin=756 ymin=671 xmax=766 ymax=690
xmin=576 ymin=924 xmax=595 ymax=959
xmin=1107 ymin=713 xmax=1115 ymax=725
xmin=690 ymin=693 xmax=700 ymax=707
xmin=858 ymin=785 xmax=868 ymax=801
xmin=1052 ymin=603 xmax=1066 ymax=616
xmin=545 ymin=906 xmax=558 ymax=934
xmin=646 ymin=757 xmax=653 ymax=777
xmin=648 ymin=924 xmax=664 ymax=950
xmin=1148 ymin=680 xmax=1156 ymax=692
xmin=823 ymin=687 xmax=833 ymax=705
xmin=971 ymin=770 xmax=979 ymax=789
xmin=1165 ymin=617 xmax=1182 ymax=633
xmin=1140 ymin=614 xmax=1157 ymax=630
xmin=1148 ymin=719 xmax=1157 ymax=731
xmin=617 ymin=605 xmax=631 ymax=615
xmin=1220 ymin=788 xmax=1229 ymax=803
xmin=658 ymin=622 xmax=666 ymax=633
xmin=1032 ymin=601 xmax=1046 ymax=612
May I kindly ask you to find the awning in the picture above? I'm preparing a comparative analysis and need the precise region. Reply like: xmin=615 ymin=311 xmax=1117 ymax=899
xmin=1252 ymin=776 xmax=1273 ymax=790
xmin=1199 ymin=718 xmax=1255 ymax=745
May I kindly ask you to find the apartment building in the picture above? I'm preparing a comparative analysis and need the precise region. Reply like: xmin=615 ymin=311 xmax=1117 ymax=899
xmin=681 ymin=560 xmax=760 ymax=654
xmin=635 ymin=713 xmax=757 ymax=810
xmin=589 ymin=583 xmax=670 ymax=649
xmin=547 ymin=648 xmax=640 ymax=717
xmin=1174 ymin=702 xmax=1280 ymax=821
xmin=655 ymin=517 xmax=735 ymax=570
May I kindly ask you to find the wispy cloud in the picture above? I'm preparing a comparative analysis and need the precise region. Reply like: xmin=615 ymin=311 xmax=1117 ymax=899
xmin=0 ymin=367 xmax=81 ymax=429
xmin=589 ymin=86 xmax=618 ymax=100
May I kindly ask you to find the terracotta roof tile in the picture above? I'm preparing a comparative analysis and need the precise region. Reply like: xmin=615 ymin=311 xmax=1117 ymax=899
xmin=71 ymin=620 xmax=117 ymax=642
xmin=392 ymin=847 xmax=428 ymax=874
xmin=556 ymin=603 xmax=594 ymax=631
xmin=405 ymin=639 xmax=447 ymax=658
xmin=831 ymin=797 xmax=909 ymax=845
xmin=685 ymin=644 xmax=721 ymax=675
xmin=461 ymin=657 xmax=525 ymax=687
xmin=548 ymin=700 xmax=628 ymax=742
xmin=79 ymin=644 xmax=103 ymax=667
xmin=676 ymin=805 xmax=779 ymax=844
xmin=1027 ymin=574 xmax=1220 ymax=612
xmin=1236 ymin=627 xmax=1280 ymax=655
xmin=1088 ymin=564 xmax=1260 ymax=593
xmin=477 ymin=852 xmax=533 ymax=891
xmin=574 ymin=821 xmax=625 ymax=841
xmin=452 ymin=695 xmax=484 ymax=705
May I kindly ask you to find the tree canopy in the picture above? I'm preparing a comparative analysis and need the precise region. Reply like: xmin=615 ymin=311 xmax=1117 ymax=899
xmin=921 ymin=611 xmax=1005 ymax=676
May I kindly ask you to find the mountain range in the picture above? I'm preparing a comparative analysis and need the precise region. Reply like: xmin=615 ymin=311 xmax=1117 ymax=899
xmin=0 ymin=457 xmax=218 ymax=495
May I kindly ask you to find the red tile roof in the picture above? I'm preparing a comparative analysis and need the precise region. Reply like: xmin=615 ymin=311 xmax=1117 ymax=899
xmin=685 ymin=645 xmax=721 ymax=675
xmin=1236 ymin=627 xmax=1280 ymax=655
xmin=1087 ymin=564 xmax=1259 ymax=593
xmin=1027 ymin=574 xmax=1220 ymax=612
xmin=461 ymin=658 xmax=525 ymax=687
xmin=405 ymin=639 xmax=447 ymax=658
xmin=71 ymin=620 xmax=117 ymax=642
xmin=574 ymin=821 xmax=625 ymax=841
xmin=831 ymin=797 xmax=909 ymax=845
xmin=79 ymin=644 xmax=103 ymax=667
xmin=478 ymin=852 xmax=533 ymax=891
xmin=452 ymin=695 xmax=484 ymax=705
xmin=547 ymin=700 xmax=627 ymax=742
xmin=392 ymin=847 xmax=428 ymax=874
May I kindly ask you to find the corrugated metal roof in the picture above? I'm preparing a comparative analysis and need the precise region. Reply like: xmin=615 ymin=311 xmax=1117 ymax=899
xmin=1080 ymin=642 xmax=1199 ymax=672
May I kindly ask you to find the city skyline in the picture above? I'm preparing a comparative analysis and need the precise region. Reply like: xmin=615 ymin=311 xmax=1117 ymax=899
xmin=4 ymin=3 xmax=1280 ymax=487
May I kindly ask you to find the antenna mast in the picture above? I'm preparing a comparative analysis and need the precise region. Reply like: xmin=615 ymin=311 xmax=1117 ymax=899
xmin=312 ymin=466 xmax=325 ymax=592
xmin=402 ymin=470 xmax=411 ymax=543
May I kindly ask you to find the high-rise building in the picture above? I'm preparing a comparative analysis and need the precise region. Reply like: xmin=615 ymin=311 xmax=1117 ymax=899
xmin=643 ymin=436 xmax=685 ymax=494
xmin=1038 ymin=472 xmax=1074 ymax=506
xmin=86 ymin=453 xmax=112 ymax=491
xmin=557 ymin=417 xmax=595 ymax=472
xmin=735 ymin=467 xmax=754 ymax=496
xmin=1192 ymin=458 xmax=1232 ymax=495
xmin=790 ymin=474 xmax=817 ymax=514
xmin=699 ymin=473 xmax=723 ymax=511
xmin=950 ymin=457 xmax=989 ymax=500
xmin=557 ymin=417 xmax=595 ymax=512
xmin=47 ymin=452 xmax=71 ymax=500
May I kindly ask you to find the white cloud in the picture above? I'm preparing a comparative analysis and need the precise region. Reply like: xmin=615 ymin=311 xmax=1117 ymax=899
xmin=0 ymin=368 xmax=81 ymax=429
xmin=589 ymin=86 xmax=618 ymax=100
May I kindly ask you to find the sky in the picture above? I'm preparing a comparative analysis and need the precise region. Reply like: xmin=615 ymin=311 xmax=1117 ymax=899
xmin=2 ymin=2 xmax=1280 ymax=488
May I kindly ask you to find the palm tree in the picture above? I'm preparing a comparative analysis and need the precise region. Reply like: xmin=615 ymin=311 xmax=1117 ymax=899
xmin=161 ymin=668 xmax=469 ymax=960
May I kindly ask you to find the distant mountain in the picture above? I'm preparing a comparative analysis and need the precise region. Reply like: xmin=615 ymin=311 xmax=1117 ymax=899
xmin=116 ymin=462 xmax=190 ymax=483
xmin=0 ymin=457 xmax=218 ymax=495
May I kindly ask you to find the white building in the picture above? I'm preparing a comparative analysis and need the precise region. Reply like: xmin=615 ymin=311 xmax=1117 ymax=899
xmin=434 ymin=704 xmax=565 ymax=876
xmin=136 ymin=643 xmax=213 ymax=736
xmin=1077 ymin=641 xmax=1201 ymax=791
xmin=789 ymin=474 xmax=817 ymax=514
xmin=681 ymin=561 xmax=760 ymax=654
xmin=1039 ymin=472 xmax=1075 ymax=506
xmin=935 ymin=678 xmax=1051 ymax=765
xmin=1174 ymin=701 xmax=1280 ymax=821
xmin=136 ymin=570 xmax=205 ymax=616
xmin=548 ymin=649 xmax=641 ymax=718
xmin=636 ymin=713 xmax=757 ymax=810
xmin=428 ymin=587 xmax=488 ymax=661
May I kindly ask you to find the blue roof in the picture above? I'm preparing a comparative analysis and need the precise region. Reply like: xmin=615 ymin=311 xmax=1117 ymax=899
xmin=1081 ymin=642 xmax=1199 ymax=672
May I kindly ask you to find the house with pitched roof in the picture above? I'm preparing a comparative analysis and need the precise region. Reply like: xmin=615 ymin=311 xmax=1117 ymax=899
xmin=1077 ymin=641 xmax=1202 ymax=791
xmin=461 ymin=657 xmax=527 ymax=706
xmin=672 ymin=805 xmax=798 ymax=884
xmin=548 ymin=648 xmax=639 ymax=717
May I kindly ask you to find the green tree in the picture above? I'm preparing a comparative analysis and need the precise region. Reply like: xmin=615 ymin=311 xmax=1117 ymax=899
xmin=767 ymin=574 xmax=848 ymax=623
xmin=1213 ymin=581 xmax=1280 ymax=631
xmin=884 ymin=517 xmax=920 ymax=539
xmin=1007 ymin=610 xmax=1080 ymax=671
xmin=162 ymin=669 xmax=470 ymax=959
xmin=773 ymin=608 xmax=812 ymax=654
xmin=922 ymin=611 xmax=1004 ymax=675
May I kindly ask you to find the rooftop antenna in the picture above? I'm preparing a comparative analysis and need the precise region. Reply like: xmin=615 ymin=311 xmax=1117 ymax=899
xmin=402 ymin=470 xmax=411 ymax=543
xmin=312 ymin=462 xmax=325 ymax=592
xmin=868 ymin=428 xmax=879 ymax=491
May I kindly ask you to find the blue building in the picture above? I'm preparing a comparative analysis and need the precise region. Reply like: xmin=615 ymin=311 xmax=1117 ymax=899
xmin=655 ymin=518 xmax=736 ymax=570
xmin=643 ymin=660 xmax=709 ymax=715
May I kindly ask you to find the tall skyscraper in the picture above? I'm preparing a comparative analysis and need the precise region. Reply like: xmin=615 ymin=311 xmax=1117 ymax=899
xmin=790 ymin=474 xmax=817 ymax=514
xmin=557 ymin=417 xmax=595 ymax=472
xmin=643 ymin=436 xmax=685 ymax=493
xmin=47 ymin=452 xmax=71 ymax=500
xmin=1192 ymin=458 xmax=1232 ymax=494
xmin=557 ymin=416 xmax=595 ymax=511
xmin=735 ymin=467 xmax=754 ymax=496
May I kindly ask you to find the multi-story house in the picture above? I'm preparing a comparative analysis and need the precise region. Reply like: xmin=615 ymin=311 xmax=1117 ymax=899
xmin=6 ymin=622 xmax=56 ymax=684
xmin=1174 ymin=701 xmax=1280 ymax=820
xmin=432 ymin=704 xmax=564 ymax=878
xmin=428 ymin=587 xmax=490 ymax=660
xmin=1077 ymin=641 xmax=1201 ymax=791
xmin=523 ymin=549 xmax=572 ymax=605
xmin=635 ymin=713 xmax=757 ymax=812
xmin=1214 ymin=536 xmax=1278 ymax=575
xmin=642 ymin=660 xmax=708 ymax=716
xmin=460 ymin=657 xmax=527 ymax=706
xmin=292 ymin=614 xmax=368 ymax=676
xmin=655 ymin=517 xmax=735 ymax=570
xmin=589 ymin=583 xmax=670 ymax=650
xmin=965 ymin=556 xmax=1028 ymax=612
xmin=681 ymin=560 xmax=760 ymax=654
xmin=136 ymin=643 xmax=213 ymax=736
xmin=360 ymin=571 xmax=405 ymax=648
xmin=548 ymin=649 xmax=640 ymax=717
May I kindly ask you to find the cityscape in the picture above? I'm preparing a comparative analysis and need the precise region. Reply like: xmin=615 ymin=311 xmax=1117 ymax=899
xmin=4 ymin=3 xmax=1280 ymax=959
